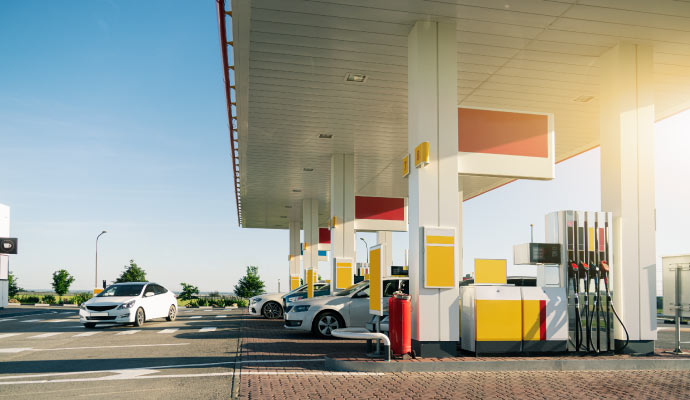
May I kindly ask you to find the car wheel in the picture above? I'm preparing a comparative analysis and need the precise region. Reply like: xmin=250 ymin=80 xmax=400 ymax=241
xmin=262 ymin=301 xmax=283 ymax=319
xmin=312 ymin=311 xmax=343 ymax=338
xmin=166 ymin=304 xmax=177 ymax=321
xmin=133 ymin=307 xmax=145 ymax=327
xmin=84 ymin=323 xmax=96 ymax=329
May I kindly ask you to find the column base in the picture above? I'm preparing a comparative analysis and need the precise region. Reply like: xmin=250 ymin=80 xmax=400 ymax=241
xmin=615 ymin=339 xmax=655 ymax=355
xmin=411 ymin=339 xmax=457 ymax=358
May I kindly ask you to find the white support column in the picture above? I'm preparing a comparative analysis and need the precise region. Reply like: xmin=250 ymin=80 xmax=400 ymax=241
xmin=330 ymin=154 xmax=355 ymax=292
xmin=289 ymin=220 xmax=301 ymax=291
xmin=600 ymin=43 xmax=657 ymax=354
xmin=303 ymin=199 xmax=319 ymax=294
xmin=408 ymin=21 xmax=460 ymax=357
xmin=376 ymin=231 xmax=393 ymax=276
xmin=458 ymin=179 xmax=464 ymax=280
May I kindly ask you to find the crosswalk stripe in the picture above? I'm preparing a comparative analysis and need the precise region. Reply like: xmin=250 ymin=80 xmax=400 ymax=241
xmin=215 ymin=315 xmax=227 ymax=319
xmin=29 ymin=332 xmax=62 ymax=339
xmin=46 ymin=319 xmax=72 ymax=323
xmin=0 ymin=318 xmax=17 ymax=322
xmin=73 ymin=331 xmax=99 ymax=337
xmin=189 ymin=316 xmax=202 ymax=319
xmin=21 ymin=319 xmax=42 ymax=323
xmin=199 ymin=327 xmax=216 ymax=332
xmin=158 ymin=328 xmax=179 ymax=334
xmin=116 ymin=330 xmax=140 ymax=335
xmin=0 ymin=333 xmax=21 ymax=339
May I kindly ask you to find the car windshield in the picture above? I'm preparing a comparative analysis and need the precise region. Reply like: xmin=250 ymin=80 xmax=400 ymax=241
xmin=98 ymin=284 xmax=145 ymax=297
xmin=336 ymin=281 xmax=368 ymax=296
xmin=294 ymin=283 xmax=326 ymax=294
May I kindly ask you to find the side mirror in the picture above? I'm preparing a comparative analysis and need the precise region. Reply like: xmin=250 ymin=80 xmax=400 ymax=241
xmin=145 ymin=291 xmax=155 ymax=297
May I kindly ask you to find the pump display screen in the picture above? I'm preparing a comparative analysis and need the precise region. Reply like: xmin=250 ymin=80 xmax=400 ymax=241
xmin=529 ymin=243 xmax=561 ymax=264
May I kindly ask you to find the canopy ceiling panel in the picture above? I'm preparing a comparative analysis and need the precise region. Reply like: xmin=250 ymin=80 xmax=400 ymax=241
xmin=227 ymin=0 xmax=690 ymax=228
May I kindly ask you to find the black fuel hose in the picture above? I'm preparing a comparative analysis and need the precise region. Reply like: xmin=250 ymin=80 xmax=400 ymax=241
xmin=611 ymin=300 xmax=629 ymax=352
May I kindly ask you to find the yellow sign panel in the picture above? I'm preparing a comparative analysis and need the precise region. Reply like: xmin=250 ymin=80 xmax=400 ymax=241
xmin=414 ymin=141 xmax=429 ymax=168
xmin=474 ymin=259 xmax=507 ymax=285
xmin=588 ymin=227 xmax=595 ymax=252
xmin=369 ymin=246 xmax=382 ymax=316
xmin=306 ymin=268 xmax=315 ymax=298
xmin=290 ymin=276 xmax=300 ymax=290
xmin=424 ymin=227 xmax=455 ymax=288
xmin=335 ymin=261 xmax=353 ymax=289
xmin=402 ymin=153 xmax=410 ymax=178
xmin=476 ymin=299 xmax=522 ymax=341
xmin=93 ymin=288 xmax=103 ymax=295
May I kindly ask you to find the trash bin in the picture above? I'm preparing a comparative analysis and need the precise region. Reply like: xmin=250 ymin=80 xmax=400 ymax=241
xmin=388 ymin=292 xmax=411 ymax=356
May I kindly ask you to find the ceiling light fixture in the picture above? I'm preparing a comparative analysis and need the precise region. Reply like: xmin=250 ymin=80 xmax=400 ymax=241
xmin=319 ymin=133 xmax=333 ymax=139
xmin=292 ymin=189 xmax=302 ymax=193
xmin=344 ymin=73 xmax=368 ymax=83
xmin=280 ymin=216 xmax=288 ymax=218
xmin=284 ymin=205 xmax=292 ymax=209
xmin=573 ymin=95 xmax=595 ymax=103
xmin=303 ymin=168 xmax=314 ymax=172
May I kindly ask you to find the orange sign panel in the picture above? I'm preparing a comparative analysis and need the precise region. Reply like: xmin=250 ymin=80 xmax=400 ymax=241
xmin=458 ymin=107 xmax=548 ymax=158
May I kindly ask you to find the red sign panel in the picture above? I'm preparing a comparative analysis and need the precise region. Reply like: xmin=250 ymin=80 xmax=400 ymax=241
xmin=355 ymin=196 xmax=405 ymax=221
xmin=319 ymin=227 xmax=331 ymax=244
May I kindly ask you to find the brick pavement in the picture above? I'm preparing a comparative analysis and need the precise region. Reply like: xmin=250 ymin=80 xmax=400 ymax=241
xmin=235 ymin=311 xmax=690 ymax=399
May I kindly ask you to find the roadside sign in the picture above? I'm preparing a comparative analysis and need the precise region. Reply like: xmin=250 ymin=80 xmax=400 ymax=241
xmin=369 ymin=244 xmax=383 ymax=316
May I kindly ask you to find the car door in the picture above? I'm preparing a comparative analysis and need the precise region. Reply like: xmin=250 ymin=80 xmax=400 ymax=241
xmin=346 ymin=286 xmax=370 ymax=328
xmin=151 ymin=284 xmax=169 ymax=318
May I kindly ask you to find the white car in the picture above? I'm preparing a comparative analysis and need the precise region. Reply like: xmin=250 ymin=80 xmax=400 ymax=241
xmin=249 ymin=292 xmax=286 ymax=319
xmin=284 ymin=278 xmax=408 ymax=337
xmin=79 ymin=282 xmax=177 ymax=328
xmin=249 ymin=282 xmax=330 ymax=319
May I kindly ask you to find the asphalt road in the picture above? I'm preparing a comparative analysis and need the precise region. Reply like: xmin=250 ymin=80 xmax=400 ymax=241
xmin=0 ymin=307 xmax=242 ymax=400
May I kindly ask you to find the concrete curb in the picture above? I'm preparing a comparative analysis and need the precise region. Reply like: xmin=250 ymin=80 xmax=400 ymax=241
xmin=34 ymin=303 xmax=50 ymax=307
xmin=62 ymin=304 xmax=79 ymax=307
xmin=325 ymin=356 xmax=690 ymax=373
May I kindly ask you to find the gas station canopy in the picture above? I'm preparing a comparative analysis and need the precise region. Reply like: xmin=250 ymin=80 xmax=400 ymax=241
xmin=225 ymin=0 xmax=690 ymax=229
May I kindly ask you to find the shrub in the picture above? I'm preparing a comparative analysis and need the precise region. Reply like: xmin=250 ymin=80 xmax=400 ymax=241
xmin=44 ymin=295 xmax=57 ymax=305
xmin=18 ymin=295 xmax=41 ymax=304
xmin=179 ymin=283 xmax=199 ymax=301
xmin=235 ymin=298 xmax=248 ymax=307
xmin=211 ymin=298 xmax=226 ymax=308
xmin=186 ymin=299 xmax=199 ymax=308
xmin=58 ymin=296 xmax=75 ymax=305
xmin=8 ymin=298 xmax=19 ymax=304
xmin=72 ymin=292 xmax=93 ymax=305
xmin=196 ymin=297 xmax=209 ymax=307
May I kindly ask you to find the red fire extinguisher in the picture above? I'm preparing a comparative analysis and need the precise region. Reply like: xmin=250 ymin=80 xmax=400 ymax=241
xmin=388 ymin=292 xmax=412 ymax=357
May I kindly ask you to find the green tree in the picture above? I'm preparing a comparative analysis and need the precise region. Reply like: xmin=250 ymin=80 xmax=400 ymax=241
xmin=115 ymin=260 xmax=147 ymax=283
xmin=51 ymin=269 xmax=75 ymax=296
xmin=8 ymin=272 xmax=22 ymax=298
xmin=233 ymin=266 xmax=265 ymax=298
xmin=179 ymin=282 xmax=199 ymax=300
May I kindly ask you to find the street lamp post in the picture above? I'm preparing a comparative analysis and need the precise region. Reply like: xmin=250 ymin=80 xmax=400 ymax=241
xmin=95 ymin=230 xmax=107 ymax=289
xmin=360 ymin=238 xmax=369 ymax=264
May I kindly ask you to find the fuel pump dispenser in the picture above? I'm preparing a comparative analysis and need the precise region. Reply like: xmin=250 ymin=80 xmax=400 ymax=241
xmin=546 ymin=211 xmax=628 ymax=354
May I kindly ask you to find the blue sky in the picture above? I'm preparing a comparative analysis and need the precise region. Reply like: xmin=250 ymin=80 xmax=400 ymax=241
xmin=1 ymin=1 xmax=688 ymax=294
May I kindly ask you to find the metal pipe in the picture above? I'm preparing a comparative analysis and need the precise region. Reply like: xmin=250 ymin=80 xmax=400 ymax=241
xmin=216 ymin=0 xmax=241 ymax=226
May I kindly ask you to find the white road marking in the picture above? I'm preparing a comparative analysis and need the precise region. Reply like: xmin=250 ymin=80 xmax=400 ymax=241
xmin=46 ymin=319 xmax=73 ymax=323
xmin=0 ymin=348 xmax=33 ymax=353
xmin=215 ymin=315 xmax=227 ymax=318
xmin=73 ymin=331 xmax=99 ymax=337
xmin=158 ymin=328 xmax=178 ymax=334
xmin=60 ymin=311 xmax=75 ymax=314
xmin=199 ymin=327 xmax=216 ymax=332
xmin=0 ymin=318 xmax=17 ymax=322
xmin=21 ymin=319 xmax=42 ymax=323
xmin=204 ymin=309 xmax=214 ymax=312
xmin=0 ymin=343 xmax=189 ymax=355
xmin=0 ymin=333 xmax=21 ymax=339
xmin=188 ymin=316 xmax=202 ymax=319
xmin=0 ymin=368 xmax=381 ymax=385
xmin=29 ymin=332 xmax=62 ymax=339
xmin=116 ymin=330 xmax=140 ymax=335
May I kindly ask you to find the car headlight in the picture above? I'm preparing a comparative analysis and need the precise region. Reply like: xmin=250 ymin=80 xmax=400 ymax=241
xmin=287 ymin=296 xmax=303 ymax=304
xmin=79 ymin=304 xmax=87 ymax=310
xmin=293 ymin=305 xmax=310 ymax=312
xmin=252 ymin=297 xmax=262 ymax=304
xmin=117 ymin=300 xmax=136 ymax=310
